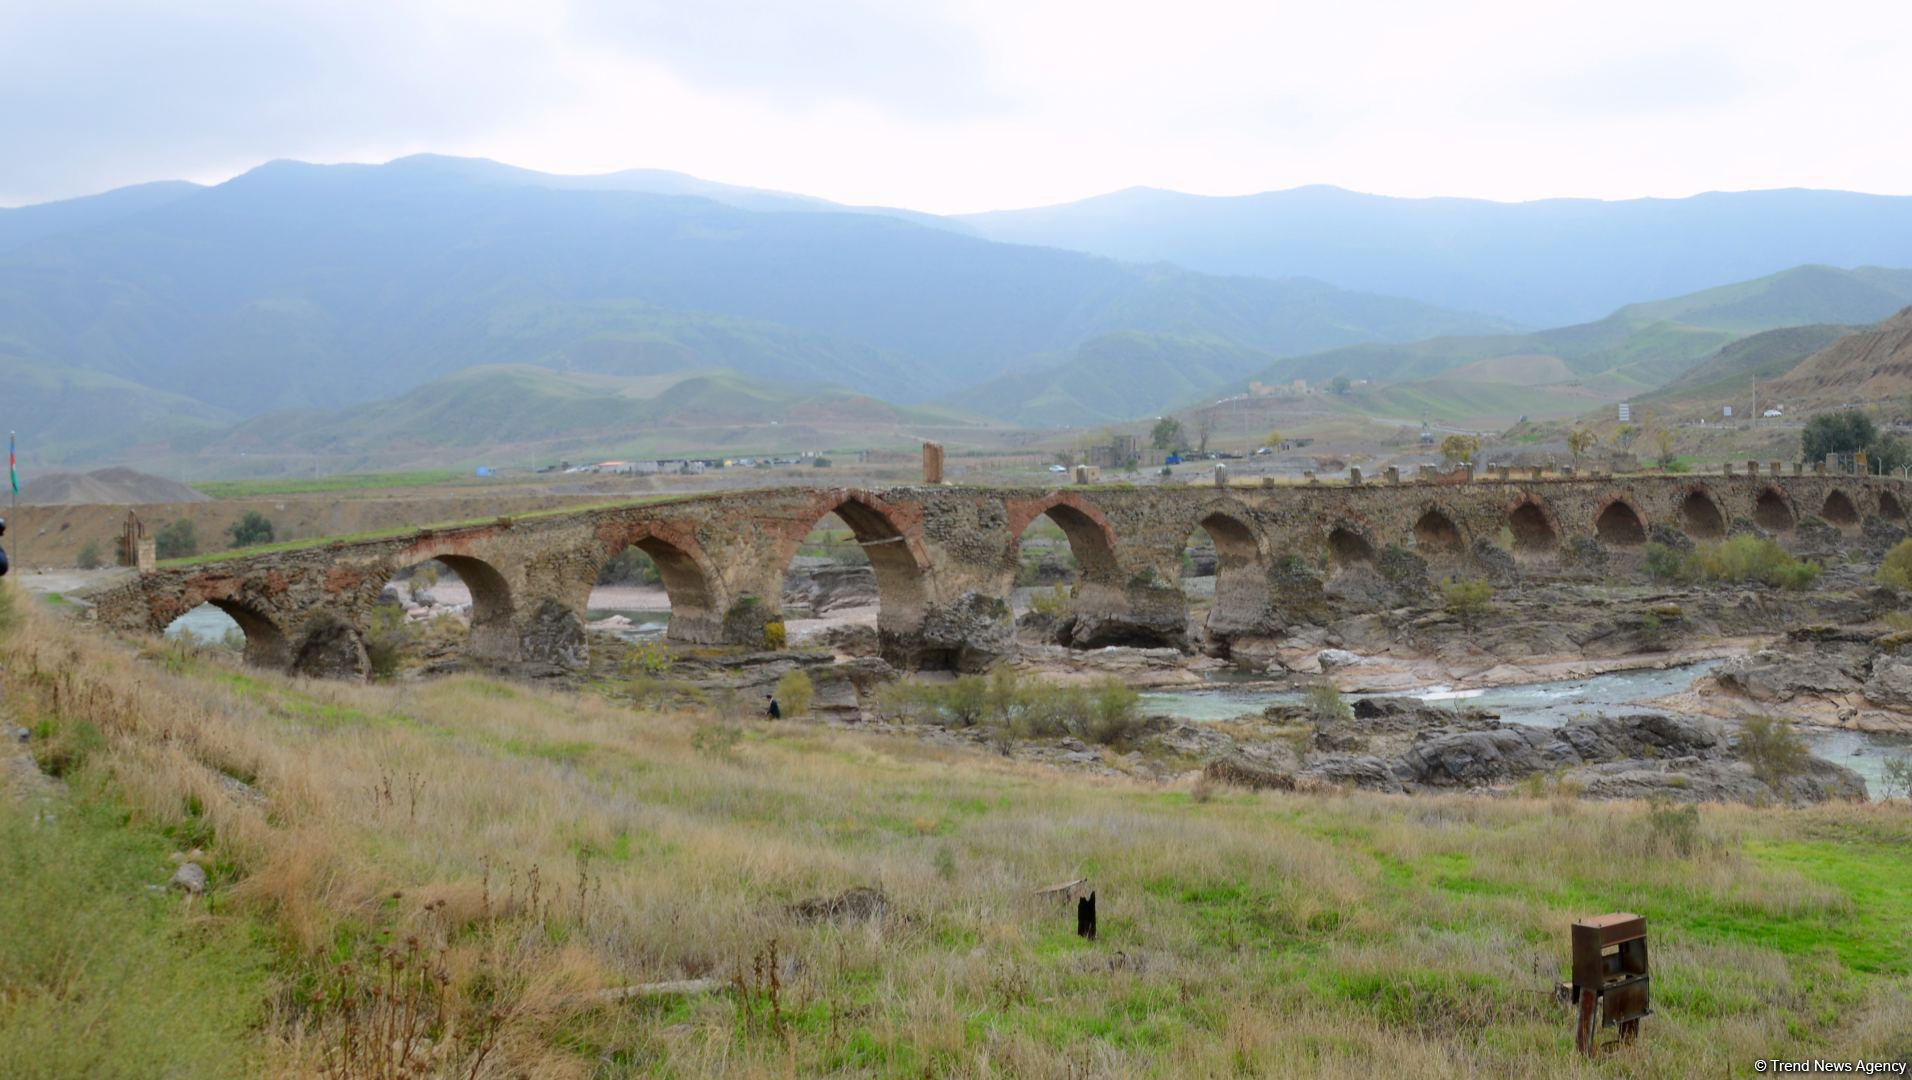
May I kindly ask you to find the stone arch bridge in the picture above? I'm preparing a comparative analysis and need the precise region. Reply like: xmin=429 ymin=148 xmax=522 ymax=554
xmin=83 ymin=474 xmax=1911 ymax=678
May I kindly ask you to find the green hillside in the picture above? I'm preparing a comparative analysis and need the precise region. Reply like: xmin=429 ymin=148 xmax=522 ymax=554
xmin=945 ymin=332 xmax=1276 ymax=426
xmin=175 ymin=365 xmax=989 ymax=474
xmin=0 ymin=155 xmax=1504 ymax=454
xmin=1640 ymin=324 xmax=1856 ymax=407
xmin=0 ymin=353 xmax=233 ymax=465
xmin=1232 ymin=265 xmax=1912 ymax=392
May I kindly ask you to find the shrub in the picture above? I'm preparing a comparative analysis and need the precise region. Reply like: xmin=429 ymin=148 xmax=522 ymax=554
xmin=1738 ymin=715 xmax=1810 ymax=787
xmin=1879 ymin=539 xmax=1912 ymax=591
xmin=1697 ymin=536 xmax=1820 ymax=590
xmin=154 ymin=519 xmax=198 ymax=559
xmin=882 ymin=669 xmax=1142 ymax=746
xmin=1645 ymin=799 xmax=1706 ymax=857
xmin=690 ymin=723 xmax=743 ymax=758
xmin=75 ymin=541 xmax=102 ymax=570
xmin=811 ymin=457 xmax=832 ymax=468
xmin=1644 ymin=542 xmax=1691 ymax=582
xmin=362 ymin=603 xmax=413 ymax=679
xmin=774 ymin=669 xmax=815 ymax=718
xmin=1440 ymin=578 xmax=1494 ymax=631
xmin=762 ymin=621 xmax=787 ymax=650
xmin=227 ymin=511 xmax=274 ymax=548
xmin=1880 ymin=753 xmax=1912 ymax=800
xmin=619 ymin=640 xmax=673 ymax=678
xmin=1305 ymin=683 xmax=1352 ymax=725
xmin=1028 ymin=584 xmax=1073 ymax=617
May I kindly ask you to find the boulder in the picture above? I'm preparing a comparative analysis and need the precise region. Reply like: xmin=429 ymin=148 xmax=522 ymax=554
xmin=170 ymin=862 xmax=208 ymax=895
xmin=1296 ymin=753 xmax=1406 ymax=793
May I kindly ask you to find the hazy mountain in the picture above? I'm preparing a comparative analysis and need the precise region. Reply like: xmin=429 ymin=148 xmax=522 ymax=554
xmin=0 ymin=179 xmax=201 ymax=254
xmin=0 ymin=155 xmax=1505 ymax=451
xmin=961 ymin=186 xmax=1912 ymax=326
xmin=1230 ymin=265 xmax=1912 ymax=398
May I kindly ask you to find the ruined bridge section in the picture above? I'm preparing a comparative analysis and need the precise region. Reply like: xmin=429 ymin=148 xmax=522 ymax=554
xmin=83 ymin=475 xmax=1912 ymax=678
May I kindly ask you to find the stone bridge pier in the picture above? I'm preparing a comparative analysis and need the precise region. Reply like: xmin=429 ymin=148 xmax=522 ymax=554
xmin=80 ymin=474 xmax=1912 ymax=680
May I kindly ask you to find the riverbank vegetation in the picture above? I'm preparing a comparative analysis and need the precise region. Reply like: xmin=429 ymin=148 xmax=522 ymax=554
xmin=2 ymin=583 xmax=1910 ymax=1076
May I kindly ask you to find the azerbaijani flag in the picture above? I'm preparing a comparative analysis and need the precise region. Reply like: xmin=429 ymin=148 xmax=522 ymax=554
xmin=8 ymin=431 xmax=16 ymax=497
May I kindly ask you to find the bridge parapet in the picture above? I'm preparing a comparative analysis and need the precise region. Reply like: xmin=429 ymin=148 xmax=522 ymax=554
xmin=81 ymin=475 xmax=1912 ymax=678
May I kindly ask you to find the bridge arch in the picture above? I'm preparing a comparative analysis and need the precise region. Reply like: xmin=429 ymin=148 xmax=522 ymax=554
xmin=783 ymin=491 xmax=933 ymax=632
xmin=1412 ymin=506 xmax=1466 ymax=556
xmin=1326 ymin=522 xmax=1377 ymax=568
xmin=160 ymin=594 xmax=289 ymax=669
xmin=372 ymin=546 xmax=520 ymax=666
xmin=1505 ymin=494 xmax=1561 ymax=557
xmin=1881 ymin=489 xmax=1908 ymax=524
xmin=1822 ymin=489 xmax=1859 ymax=528
xmin=1186 ymin=502 xmax=1271 ymax=636
xmin=1753 ymin=486 xmax=1796 ymax=533
xmin=1592 ymin=496 xmax=1648 ymax=546
xmin=1005 ymin=491 xmax=1122 ymax=585
xmin=594 ymin=521 xmax=723 ymax=642
xmin=1678 ymin=486 xmax=1727 ymax=540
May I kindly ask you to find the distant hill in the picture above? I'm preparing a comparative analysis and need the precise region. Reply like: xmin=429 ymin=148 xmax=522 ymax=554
xmin=1640 ymin=325 xmax=1856 ymax=408
xmin=961 ymin=185 xmax=1912 ymax=326
xmin=1763 ymin=307 xmax=1912 ymax=411
xmin=0 ymin=155 xmax=1505 ymax=463
xmin=0 ymin=179 xmax=201 ymax=254
xmin=1223 ymin=266 xmax=1912 ymax=407
xmin=18 ymin=467 xmax=209 ymax=506
xmin=172 ymin=365 xmax=989 ymax=474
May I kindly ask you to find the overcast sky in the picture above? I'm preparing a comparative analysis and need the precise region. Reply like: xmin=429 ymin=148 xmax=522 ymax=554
xmin=5 ymin=0 xmax=1911 ymax=212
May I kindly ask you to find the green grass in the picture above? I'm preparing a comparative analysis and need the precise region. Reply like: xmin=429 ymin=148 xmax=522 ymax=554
xmin=0 ymin=797 xmax=274 ymax=1079
xmin=193 ymin=468 xmax=468 ymax=499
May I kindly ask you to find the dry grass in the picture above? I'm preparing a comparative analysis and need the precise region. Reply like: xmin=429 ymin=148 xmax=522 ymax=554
xmin=4 ymin=581 xmax=1911 ymax=1076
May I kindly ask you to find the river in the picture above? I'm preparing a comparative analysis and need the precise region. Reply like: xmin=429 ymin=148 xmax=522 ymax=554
xmin=1141 ymin=661 xmax=1911 ymax=799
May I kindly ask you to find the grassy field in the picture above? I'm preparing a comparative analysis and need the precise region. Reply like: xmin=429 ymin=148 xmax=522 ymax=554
xmin=3 ymin=582 xmax=1911 ymax=1076
xmin=193 ymin=470 xmax=474 ymax=500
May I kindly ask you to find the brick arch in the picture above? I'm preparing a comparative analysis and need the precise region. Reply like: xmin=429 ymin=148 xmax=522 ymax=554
xmin=1592 ymin=494 xmax=1648 ymax=546
xmin=380 ymin=541 xmax=519 ymax=662
xmin=785 ymin=489 xmax=933 ymax=622
xmin=1185 ymin=500 xmax=1272 ymax=636
xmin=1880 ymin=488 xmax=1907 ymax=523
xmin=594 ymin=520 xmax=721 ymax=621
xmin=1822 ymin=488 xmax=1859 ymax=528
xmin=1753 ymin=485 xmax=1797 ymax=532
xmin=1505 ymin=492 xmax=1562 ymax=556
xmin=1323 ymin=518 xmax=1378 ymax=568
xmin=1677 ymin=484 xmax=1727 ymax=539
xmin=1412 ymin=504 xmax=1466 ymax=555
xmin=156 ymin=585 xmax=289 ymax=669
xmin=1005 ymin=490 xmax=1121 ymax=583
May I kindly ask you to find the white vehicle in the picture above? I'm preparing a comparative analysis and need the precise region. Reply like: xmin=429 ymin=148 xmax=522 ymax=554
xmin=1048 ymin=464 xmax=1069 ymax=473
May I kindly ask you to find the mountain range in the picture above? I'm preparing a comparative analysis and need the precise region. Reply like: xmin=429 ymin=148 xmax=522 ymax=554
xmin=6 ymin=154 xmax=1912 ymax=471
xmin=962 ymin=186 xmax=1912 ymax=327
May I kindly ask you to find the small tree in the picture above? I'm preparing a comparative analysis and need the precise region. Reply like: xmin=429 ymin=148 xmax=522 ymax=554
xmin=228 ymin=510 xmax=275 ymax=548
xmin=1566 ymin=428 xmax=1596 ymax=464
xmin=1802 ymin=410 xmax=1877 ymax=460
xmin=1653 ymin=429 xmax=1677 ymax=470
xmin=75 ymin=541 xmax=102 ymax=570
xmin=1879 ymin=538 xmax=1912 ymax=591
xmin=774 ymin=669 xmax=815 ymax=718
xmin=1440 ymin=578 xmax=1495 ymax=634
xmin=1260 ymin=430 xmax=1284 ymax=449
xmin=155 ymin=519 xmax=198 ymax=559
xmin=1738 ymin=715 xmax=1809 ymax=788
xmin=1150 ymin=417 xmax=1185 ymax=451
xmin=1440 ymin=434 xmax=1481 ymax=466
xmin=1329 ymin=375 xmax=1352 ymax=395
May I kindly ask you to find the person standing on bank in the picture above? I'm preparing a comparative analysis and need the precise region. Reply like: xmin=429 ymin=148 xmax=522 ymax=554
xmin=765 ymin=694 xmax=781 ymax=720
xmin=0 ymin=518 xmax=10 ymax=578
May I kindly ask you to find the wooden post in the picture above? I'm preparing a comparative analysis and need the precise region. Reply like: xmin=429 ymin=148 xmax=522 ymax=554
xmin=1575 ymin=987 xmax=1598 ymax=1057
xmin=921 ymin=442 xmax=945 ymax=485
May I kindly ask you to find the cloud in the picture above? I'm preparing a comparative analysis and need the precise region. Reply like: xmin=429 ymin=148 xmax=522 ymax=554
xmin=2 ymin=0 xmax=1910 ymax=210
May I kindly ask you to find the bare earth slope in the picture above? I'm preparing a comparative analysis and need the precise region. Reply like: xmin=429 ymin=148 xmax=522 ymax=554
xmin=1765 ymin=306 xmax=1912 ymax=408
